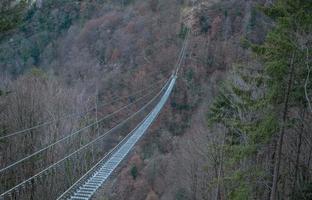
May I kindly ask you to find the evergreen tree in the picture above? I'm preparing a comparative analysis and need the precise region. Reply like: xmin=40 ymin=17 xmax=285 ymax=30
xmin=254 ymin=1 xmax=312 ymax=199
xmin=0 ymin=0 xmax=30 ymax=33
xmin=208 ymin=0 xmax=312 ymax=199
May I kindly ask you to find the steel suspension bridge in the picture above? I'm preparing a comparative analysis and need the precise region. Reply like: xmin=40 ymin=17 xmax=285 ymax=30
xmin=0 ymin=30 xmax=190 ymax=200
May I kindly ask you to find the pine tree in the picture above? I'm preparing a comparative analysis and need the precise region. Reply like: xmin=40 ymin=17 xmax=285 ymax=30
xmin=254 ymin=1 xmax=312 ymax=199
xmin=208 ymin=0 xmax=312 ymax=199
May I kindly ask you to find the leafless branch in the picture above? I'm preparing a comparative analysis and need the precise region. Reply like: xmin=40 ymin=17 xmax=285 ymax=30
xmin=304 ymin=47 xmax=312 ymax=113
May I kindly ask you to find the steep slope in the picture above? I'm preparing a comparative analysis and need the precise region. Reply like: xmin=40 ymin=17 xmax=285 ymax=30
xmin=91 ymin=0 xmax=271 ymax=199
xmin=2 ymin=0 xmax=308 ymax=200
xmin=0 ymin=0 xmax=186 ymax=199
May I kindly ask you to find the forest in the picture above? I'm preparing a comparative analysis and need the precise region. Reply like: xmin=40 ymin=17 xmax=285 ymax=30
xmin=0 ymin=0 xmax=311 ymax=200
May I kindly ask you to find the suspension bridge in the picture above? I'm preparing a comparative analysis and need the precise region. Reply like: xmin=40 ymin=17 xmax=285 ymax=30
xmin=0 ymin=30 xmax=189 ymax=200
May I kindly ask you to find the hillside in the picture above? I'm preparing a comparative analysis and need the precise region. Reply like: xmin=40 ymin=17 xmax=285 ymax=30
xmin=0 ymin=0 xmax=311 ymax=200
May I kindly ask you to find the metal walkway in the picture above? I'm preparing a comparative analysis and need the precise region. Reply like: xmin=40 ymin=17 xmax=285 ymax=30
xmin=61 ymin=75 xmax=176 ymax=200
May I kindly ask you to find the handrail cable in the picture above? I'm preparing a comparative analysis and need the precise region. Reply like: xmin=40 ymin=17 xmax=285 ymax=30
xmin=0 ymin=75 xmax=172 ymax=198
xmin=56 ymin=101 xmax=152 ymax=200
xmin=0 ymin=76 xmax=171 ymax=174
xmin=58 ymin=29 xmax=191 ymax=200
xmin=0 ymin=74 xmax=170 ymax=141
xmin=175 ymin=29 xmax=190 ymax=75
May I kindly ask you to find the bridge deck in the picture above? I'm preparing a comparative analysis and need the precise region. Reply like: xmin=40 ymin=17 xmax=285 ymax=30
xmin=67 ymin=76 xmax=176 ymax=200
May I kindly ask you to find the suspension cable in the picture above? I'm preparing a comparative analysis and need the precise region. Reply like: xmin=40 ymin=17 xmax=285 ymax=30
xmin=0 ymin=75 xmax=172 ymax=198
xmin=58 ymin=29 xmax=189 ymax=200
xmin=175 ymin=29 xmax=190 ymax=76
xmin=0 ymin=75 xmax=169 ymax=141
xmin=0 ymin=76 xmax=171 ymax=174
xmin=56 ymin=100 xmax=151 ymax=200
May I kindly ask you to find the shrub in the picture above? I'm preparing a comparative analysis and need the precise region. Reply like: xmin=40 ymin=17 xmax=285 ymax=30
xmin=130 ymin=165 xmax=138 ymax=180
xmin=199 ymin=15 xmax=211 ymax=33
xmin=175 ymin=188 xmax=189 ymax=200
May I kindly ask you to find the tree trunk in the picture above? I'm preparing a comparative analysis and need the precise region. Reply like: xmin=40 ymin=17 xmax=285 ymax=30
xmin=291 ymin=109 xmax=305 ymax=198
xmin=270 ymin=52 xmax=296 ymax=200
xmin=216 ymin=131 xmax=225 ymax=200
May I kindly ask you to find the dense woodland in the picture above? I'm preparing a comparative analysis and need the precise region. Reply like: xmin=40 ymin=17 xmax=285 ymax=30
xmin=0 ymin=0 xmax=311 ymax=200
